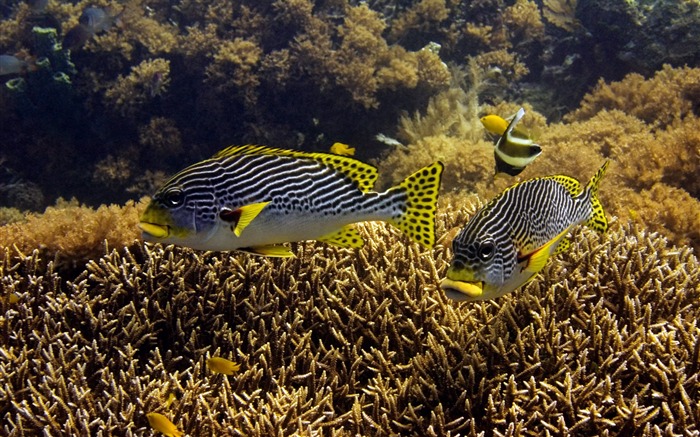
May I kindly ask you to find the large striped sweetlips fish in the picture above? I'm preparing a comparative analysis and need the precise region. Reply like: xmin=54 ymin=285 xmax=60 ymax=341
xmin=139 ymin=145 xmax=443 ymax=257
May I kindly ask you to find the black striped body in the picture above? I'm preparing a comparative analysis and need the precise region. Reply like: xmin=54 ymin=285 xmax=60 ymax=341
xmin=139 ymin=145 xmax=443 ymax=255
xmin=441 ymin=162 xmax=609 ymax=301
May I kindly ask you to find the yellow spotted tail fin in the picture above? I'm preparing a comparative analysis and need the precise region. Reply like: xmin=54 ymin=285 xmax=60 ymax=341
xmin=584 ymin=161 xmax=610 ymax=233
xmin=387 ymin=161 xmax=444 ymax=248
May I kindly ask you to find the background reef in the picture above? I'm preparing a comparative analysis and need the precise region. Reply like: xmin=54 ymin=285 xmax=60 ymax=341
xmin=1 ymin=0 xmax=700 ymax=211
xmin=2 ymin=0 xmax=700 ymax=434
xmin=1 ymin=199 xmax=699 ymax=435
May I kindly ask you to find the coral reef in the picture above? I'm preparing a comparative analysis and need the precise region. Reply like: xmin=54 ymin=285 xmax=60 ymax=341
xmin=4 ymin=0 xmax=698 ymax=209
xmin=577 ymin=0 xmax=700 ymax=77
xmin=1 ymin=196 xmax=699 ymax=435
xmin=0 ymin=198 xmax=143 ymax=269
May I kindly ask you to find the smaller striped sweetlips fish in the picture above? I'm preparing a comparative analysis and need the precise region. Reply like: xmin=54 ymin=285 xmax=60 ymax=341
xmin=139 ymin=145 xmax=444 ymax=256
xmin=440 ymin=161 xmax=609 ymax=301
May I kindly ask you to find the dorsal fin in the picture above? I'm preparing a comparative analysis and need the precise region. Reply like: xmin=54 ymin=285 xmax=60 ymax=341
xmin=213 ymin=145 xmax=378 ymax=192
xmin=542 ymin=174 xmax=581 ymax=196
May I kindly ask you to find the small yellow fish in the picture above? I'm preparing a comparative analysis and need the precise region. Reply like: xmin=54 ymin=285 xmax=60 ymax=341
xmin=4 ymin=293 xmax=19 ymax=304
xmin=164 ymin=393 xmax=177 ymax=408
xmin=146 ymin=412 xmax=183 ymax=437
xmin=206 ymin=356 xmax=241 ymax=375
xmin=480 ymin=114 xmax=510 ymax=136
xmin=330 ymin=142 xmax=355 ymax=156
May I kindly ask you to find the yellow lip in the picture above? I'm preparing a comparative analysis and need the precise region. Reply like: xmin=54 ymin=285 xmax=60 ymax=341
xmin=440 ymin=278 xmax=484 ymax=299
xmin=139 ymin=222 xmax=170 ymax=239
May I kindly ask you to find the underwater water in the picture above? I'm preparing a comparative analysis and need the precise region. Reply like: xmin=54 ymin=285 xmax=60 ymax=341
xmin=1 ymin=0 xmax=700 ymax=435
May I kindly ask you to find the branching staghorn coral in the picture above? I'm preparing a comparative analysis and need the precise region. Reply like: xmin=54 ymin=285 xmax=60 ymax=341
xmin=1 ymin=195 xmax=699 ymax=435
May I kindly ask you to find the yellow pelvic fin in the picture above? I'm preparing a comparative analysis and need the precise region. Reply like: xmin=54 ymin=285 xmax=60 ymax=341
xmin=522 ymin=225 xmax=574 ymax=273
xmin=232 ymin=201 xmax=269 ymax=237
xmin=241 ymin=245 xmax=295 ymax=257
xmin=213 ymin=145 xmax=378 ymax=192
xmin=388 ymin=161 xmax=444 ymax=249
xmin=318 ymin=225 xmax=365 ymax=248
xmin=584 ymin=160 xmax=610 ymax=233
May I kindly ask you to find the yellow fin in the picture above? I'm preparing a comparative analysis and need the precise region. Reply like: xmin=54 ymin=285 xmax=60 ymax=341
xmin=318 ymin=225 xmax=365 ymax=248
xmin=553 ymin=237 xmax=571 ymax=255
xmin=241 ymin=245 xmax=295 ymax=257
xmin=543 ymin=174 xmax=581 ymax=196
xmin=146 ymin=412 xmax=183 ymax=437
xmin=523 ymin=226 xmax=573 ymax=273
xmin=584 ymin=160 xmax=610 ymax=233
xmin=388 ymin=161 xmax=444 ymax=248
xmin=213 ymin=145 xmax=378 ymax=192
xmin=232 ymin=202 xmax=269 ymax=237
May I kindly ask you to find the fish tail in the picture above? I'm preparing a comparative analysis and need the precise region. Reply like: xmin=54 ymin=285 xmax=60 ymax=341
xmin=584 ymin=160 xmax=610 ymax=233
xmin=387 ymin=161 xmax=444 ymax=248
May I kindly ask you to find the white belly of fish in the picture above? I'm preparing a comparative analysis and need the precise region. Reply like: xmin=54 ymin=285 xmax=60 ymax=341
xmin=196 ymin=209 xmax=388 ymax=252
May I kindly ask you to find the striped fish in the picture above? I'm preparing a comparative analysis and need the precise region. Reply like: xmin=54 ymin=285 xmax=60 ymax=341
xmin=440 ymin=161 xmax=609 ymax=301
xmin=481 ymin=108 xmax=542 ymax=176
xmin=139 ymin=145 xmax=443 ymax=256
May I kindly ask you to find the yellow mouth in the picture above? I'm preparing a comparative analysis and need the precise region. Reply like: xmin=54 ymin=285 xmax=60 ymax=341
xmin=440 ymin=278 xmax=484 ymax=299
xmin=139 ymin=222 xmax=170 ymax=239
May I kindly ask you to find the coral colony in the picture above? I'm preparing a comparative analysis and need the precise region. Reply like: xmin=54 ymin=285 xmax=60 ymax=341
xmin=1 ymin=0 xmax=700 ymax=435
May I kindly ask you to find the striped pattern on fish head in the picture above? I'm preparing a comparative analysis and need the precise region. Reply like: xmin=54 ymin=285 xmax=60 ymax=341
xmin=441 ymin=206 xmax=520 ymax=301
xmin=139 ymin=161 xmax=221 ymax=249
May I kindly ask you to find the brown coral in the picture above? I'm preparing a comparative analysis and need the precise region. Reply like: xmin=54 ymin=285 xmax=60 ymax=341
xmin=568 ymin=64 xmax=700 ymax=130
xmin=0 ymin=196 xmax=699 ymax=435
xmin=103 ymin=58 xmax=171 ymax=117
xmin=0 ymin=198 xmax=144 ymax=269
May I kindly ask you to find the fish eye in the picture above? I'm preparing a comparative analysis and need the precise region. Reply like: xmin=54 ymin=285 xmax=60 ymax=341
xmin=478 ymin=241 xmax=495 ymax=261
xmin=161 ymin=188 xmax=185 ymax=207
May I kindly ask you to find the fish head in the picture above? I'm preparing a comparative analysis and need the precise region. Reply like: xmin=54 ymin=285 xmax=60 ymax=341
xmin=440 ymin=217 xmax=519 ymax=301
xmin=139 ymin=182 xmax=218 ymax=248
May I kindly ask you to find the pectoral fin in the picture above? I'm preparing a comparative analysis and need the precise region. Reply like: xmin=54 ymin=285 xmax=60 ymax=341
xmin=220 ymin=201 xmax=270 ymax=237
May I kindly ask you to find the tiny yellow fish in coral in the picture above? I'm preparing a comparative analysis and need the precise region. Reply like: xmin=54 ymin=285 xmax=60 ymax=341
xmin=146 ymin=412 xmax=183 ymax=437
xmin=330 ymin=142 xmax=355 ymax=156
xmin=164 ymin=392 xmax=177 ymax=408
xmin=4 ymin=293 xmax=19 ymax=304
xmin=207 ymin=356 xmax=241 ymax=375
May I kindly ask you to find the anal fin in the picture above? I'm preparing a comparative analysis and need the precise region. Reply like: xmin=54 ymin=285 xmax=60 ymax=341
xmin=318 ymin=225 xmax=365 ymax=248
